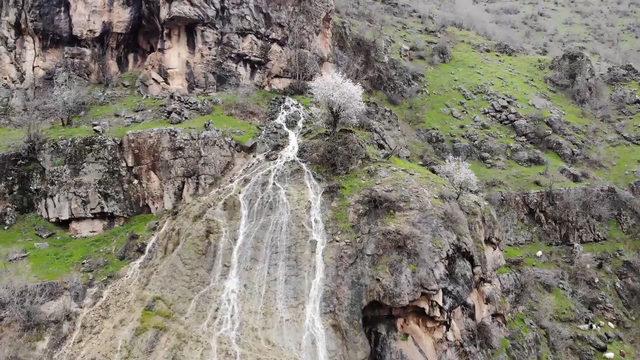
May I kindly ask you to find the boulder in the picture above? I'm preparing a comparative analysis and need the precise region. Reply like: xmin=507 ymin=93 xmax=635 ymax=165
xmin=547 ymin=49 xmax=599 ymax=105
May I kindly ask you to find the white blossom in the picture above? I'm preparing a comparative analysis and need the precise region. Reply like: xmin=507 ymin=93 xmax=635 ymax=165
xmin=437 ymin=156 xmax=479 ymax=197
xmin=309 ymin=70 xmax=365 ymax=132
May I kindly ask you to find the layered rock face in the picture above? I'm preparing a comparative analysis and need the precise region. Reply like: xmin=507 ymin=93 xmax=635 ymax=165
xmin=0 ymin=129 xmax=238 ymax=234
xmin=323 ymin=167 xmax=506 ymax=359
xmin=0 ymin=0 xmax=333 ymax=106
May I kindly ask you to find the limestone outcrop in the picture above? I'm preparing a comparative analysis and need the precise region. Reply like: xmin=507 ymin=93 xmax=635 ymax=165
xmin=0 ymin=129 xmax=238 ymax=230
xmin=0 ymin=0 xmax=334 ymax=108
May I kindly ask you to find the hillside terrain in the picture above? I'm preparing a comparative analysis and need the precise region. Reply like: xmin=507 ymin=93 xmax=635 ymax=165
xmin=0 ymin=1 xmax=639 ymax=359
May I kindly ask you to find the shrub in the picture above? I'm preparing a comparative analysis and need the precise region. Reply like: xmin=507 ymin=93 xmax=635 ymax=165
xmin=437 ymin=156 xmax=479 ymax=198
xmin=309 ymin=70 xmax=365 ymax=133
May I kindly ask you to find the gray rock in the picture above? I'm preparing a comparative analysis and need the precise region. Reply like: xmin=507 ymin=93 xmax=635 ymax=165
xmin=7 ymin=250 xmax=28 ymax=262
xmin=35 ymin=227 xmax=55 ymax=239
xmin=547 ymin=49 xmax=599 ymax=105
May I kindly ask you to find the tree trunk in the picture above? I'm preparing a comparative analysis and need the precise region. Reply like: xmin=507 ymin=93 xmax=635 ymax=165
xmin=329 ymin=108 xmax=340 ymax=134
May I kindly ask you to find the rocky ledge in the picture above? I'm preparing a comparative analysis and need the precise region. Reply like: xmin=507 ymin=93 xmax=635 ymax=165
xmin=0 ymin=129 xmax=239 ymax=235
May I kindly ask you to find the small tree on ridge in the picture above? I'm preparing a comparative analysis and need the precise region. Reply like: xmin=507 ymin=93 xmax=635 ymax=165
xmin=310 ymin=70 xmax=365 ymax=133
xmin=437 ymin=156 xmax=479 ymax=199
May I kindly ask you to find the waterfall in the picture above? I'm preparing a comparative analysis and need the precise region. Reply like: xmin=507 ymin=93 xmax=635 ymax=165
xmin=54 ymin=98 xmax=329 ymax=360
xmin=188 ymin=98 xmax=329 ymax=360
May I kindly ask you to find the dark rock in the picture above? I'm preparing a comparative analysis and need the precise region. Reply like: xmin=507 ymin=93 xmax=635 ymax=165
xmin=362 ymin=102 xmax=410 ymax=157
xmin=547 ymin=49 xmax=599 ymax=105
xmin=81 ymin=258 xmax=108 ymax=273
xmin=493 ymin=187 xmax=640 ymax=246
xmin=35 ymin=227 xmax=54 ymax=239
xmin=117 ymin=233 xmax=145 ymax=261
xmin=578 ymin=334 xmax=607 ymax=352
xmin=603 ymin=64 xmax=640 ymax=84
xmin=7 ymin=250 xmax=28 ymax=262
xmin=560 ymin=166 xmax=586 ymax=183
xmin=495 ymin=42 xmax=518 ymax=56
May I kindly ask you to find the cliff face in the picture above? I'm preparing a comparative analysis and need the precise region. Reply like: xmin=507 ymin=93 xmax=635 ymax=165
xmin=0 ymin=128 xmax=239 ymax=235
xmin=0 ymin=0 xmax=333 ymax=106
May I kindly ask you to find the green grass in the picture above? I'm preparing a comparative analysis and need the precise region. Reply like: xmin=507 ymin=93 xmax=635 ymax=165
xmin=389 ymin=157 xmax=447 ymax=186
xmin=0 ymin=213 xmax=156 ymax=281
xmin=595 ymin=144 xmax=640 ymax=187
xmin=503 ymin=242 xmax=559 ymax=269
xmin=551 ymin=288 xmax=575 ymax=321
xmin=503 ymin=242 xmax=552 ymax=259
xmin=470 ymin=152 xmax=579 ymax=191
xmin=86 ymin=95 xmax=163 ymax=119
xmin=607 ymin=340 xmax=636 ymax=359
xmin=0 ymin=127 xmax=26 ymax=152
xmin=178 ymin=111 xmax=259 ymax=144
xmin=582 ymin=220 xmax=640 ymax=254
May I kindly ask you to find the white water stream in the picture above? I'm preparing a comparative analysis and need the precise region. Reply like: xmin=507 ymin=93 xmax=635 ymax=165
xmin=55 ymin=98 xmax=328 ymax=360
xmin=187 ymin=98 xmax=329 ymax=360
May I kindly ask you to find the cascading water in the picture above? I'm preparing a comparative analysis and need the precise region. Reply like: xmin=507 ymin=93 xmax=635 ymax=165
xmin=55 ymin=98 xmax=329 ymax=360
xmin=186 ymin=98 xmax=329 ymax=360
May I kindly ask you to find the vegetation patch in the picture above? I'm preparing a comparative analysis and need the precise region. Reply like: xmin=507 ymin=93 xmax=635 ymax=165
xmin=551 ymin=288 xmax=575 ymax=322
xmin=333 ymin=169 xmax=374 ymax=234
xmin=0 ymin=213 xmax=156 ymax=282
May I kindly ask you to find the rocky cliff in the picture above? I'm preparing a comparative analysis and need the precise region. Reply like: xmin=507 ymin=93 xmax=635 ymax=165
xmin=0 ymin=0 xmax=333 ymax=108
xmin=0 ymin=128 xmax=239 ymax=235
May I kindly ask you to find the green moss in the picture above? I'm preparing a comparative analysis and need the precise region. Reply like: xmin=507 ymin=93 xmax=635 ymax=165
xmin=408 ymin=263 xmax=418 ymax=273
xmin=496 ymin=265 xmax=513 ymax=275
xmin=551 ymin=288 xmax=574 ymax=321
xmin=136 ymin=308 xmax=170 ymax=336
xmin=432 ymin=237 xmax=445 ymax=250
xmin=507 ymin=312 xmax=531 ymax=335
xmin=0 ymin=213 xmax=157 ymax=281
xmin=333 ymin=170 xmax=374 ymax=234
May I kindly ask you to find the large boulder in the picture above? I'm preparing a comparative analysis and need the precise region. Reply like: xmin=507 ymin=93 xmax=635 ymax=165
xmin=547 ymin=49 xmax=600 ymax=105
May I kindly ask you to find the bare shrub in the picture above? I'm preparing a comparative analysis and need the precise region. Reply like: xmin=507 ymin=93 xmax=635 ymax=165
xmin=0 ymin=280 xmax=55 ymax=331
xmin=221 ymin=87 xmax=266 ymax=123
xmin=42 ymin=68 xmax=90 ymax=126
